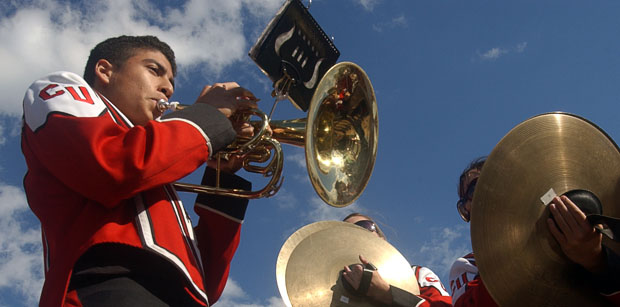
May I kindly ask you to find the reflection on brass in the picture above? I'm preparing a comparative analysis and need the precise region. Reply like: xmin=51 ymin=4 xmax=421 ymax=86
xmin=471 ymin=113 xmax=620 ymax=307
xmin=173 ymin=108 xmax=285 ymax=198
xmin=171 ymin=62 xmax=377 ymax=208
xmin=276 ymin=221 xmax=419 ymax=307
xmin=306 ymin=62 xmax=378 ymax=207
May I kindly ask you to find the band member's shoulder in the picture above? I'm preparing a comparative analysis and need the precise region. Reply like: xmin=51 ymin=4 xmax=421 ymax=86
xmin=23 ymin=71 xmax=107 ymax=131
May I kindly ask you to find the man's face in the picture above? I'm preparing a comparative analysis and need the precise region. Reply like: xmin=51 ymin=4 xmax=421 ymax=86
xmin=99 ymin=49 xmax=174 ymax=126
xmin=459 ymin=169 xmax=480 ymax=221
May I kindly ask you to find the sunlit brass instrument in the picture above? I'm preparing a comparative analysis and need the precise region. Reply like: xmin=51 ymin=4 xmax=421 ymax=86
xmin=160 ymin=62 xmax=378 ymax=207
xmin=165 ymin=106 xmax=285 ymax=199
xmin=159 ymin=0 xmax=378 ymax=207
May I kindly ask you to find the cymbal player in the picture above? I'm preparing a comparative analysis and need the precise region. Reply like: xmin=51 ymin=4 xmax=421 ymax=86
xmin=341 ymin=213 xmax=453 ymax=306
xmin=448 ymin=157 xmax=620 ymax=306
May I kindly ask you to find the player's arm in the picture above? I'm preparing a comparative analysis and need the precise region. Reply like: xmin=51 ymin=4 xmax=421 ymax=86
xmin=448 ymin=255 xmax=497 ymax=307
xmin=411 ymin=266 xmax=452 ymax=307
xmin=587 ymin=246 xmax=620 ymax=305
xmin=22 ymin=72 xmax=235 ymax=206
xmin=342 ymin=257 xmax=452 ymax=306
xmin=192 ymin=167 xmax=251 ymax=303
xmin=384 ymin=266 xmax=453 ymax=307
xmin=547 ymin=196 xmax=620 ymax=304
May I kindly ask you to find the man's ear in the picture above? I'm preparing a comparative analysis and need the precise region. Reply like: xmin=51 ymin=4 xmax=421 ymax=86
xmin=94 ymin=59 xmax=114 ymax=87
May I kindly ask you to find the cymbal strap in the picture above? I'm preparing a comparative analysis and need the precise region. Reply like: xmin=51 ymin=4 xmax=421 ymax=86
xmin=589 ymin=214 xmax=620 ymax=241
xmin=340 ymin=264 xmax=375 ymax=297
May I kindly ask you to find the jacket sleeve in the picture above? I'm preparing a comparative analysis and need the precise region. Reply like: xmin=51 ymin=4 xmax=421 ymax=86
xmin=193 ymin=167 xmax=251 ymax=304
xmin=448 ymin=254 xmax=497 ymax=307
xmin=388 ymin=266 xmax=452 ymax=307
xmin=589 ymin=246 xmax=620 ymax=305
xmin=22 ymin=71 xmax=235 ymax=207
xmin=409 ymin=266 xmax=452 ymax=307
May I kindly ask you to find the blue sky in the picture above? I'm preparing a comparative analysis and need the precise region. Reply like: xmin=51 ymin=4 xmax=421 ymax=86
xmin=2 ymin=0 xmax=620 ymax=306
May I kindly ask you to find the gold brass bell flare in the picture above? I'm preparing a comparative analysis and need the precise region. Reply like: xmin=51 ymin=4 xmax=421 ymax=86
xmin=276 ymin=221 xmax=419 ymax=307
xmin=306 ymin=62 xmax=378 ymax=207
xmin=471 ymin=112 xmax=620 ymax=307
xmin=168 ymin=62 xmax=377 ymax=208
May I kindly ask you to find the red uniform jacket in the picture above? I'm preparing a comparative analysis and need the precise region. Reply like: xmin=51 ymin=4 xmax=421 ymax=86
xmin=449 ymin=252 xmax=620 ymax=306
xmin=448 ymin=253 xmax=496 ymax=307
xmin=411 ymin=265 xmax=453 ymax=307
xmin=21 ymin=71 xmax=246 ymax=306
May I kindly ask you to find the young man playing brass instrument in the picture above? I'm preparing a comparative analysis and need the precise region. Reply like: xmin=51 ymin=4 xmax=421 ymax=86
xmin=22 ymin=35 xmax=259 ymax=306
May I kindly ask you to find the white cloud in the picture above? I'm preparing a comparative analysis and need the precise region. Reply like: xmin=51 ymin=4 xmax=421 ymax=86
xmin=272 ymin=188 xmax=297 ymax=210
xmin=477 ymin=41 xmax=528 ymax=61
xmin=285 ymin=150 xmax=306 ymax=170
xmin=392 ymin=15 xmax=408 ymax=27
xmin=283 ymin=147 xmax=313 ymax=185
xmin=216 ymin=278 xmax=286 ymax=307
xmin=516 ymin=41 xmax=528 ymax=53
xmin=302 ymin=196 xmax=363 ymax=223
xmin=372 ymin=14 xmax=408 ymax=32
xmin=480 ymin=47 xmax=508 ymax=61
xmin=0 ymin=0 xmax=282 ymax=117
xmin=0 ymin=184 xmax=44 ymax=307
xmin=411 ymin=223 xmax=470 ymax=281
xmin=0 ymin=117 xmax=22 ymax=149
xmin=355 ymin=0 xmax=380 ymax=11
xmin=0 ymin=123 xmax=6 ymax=146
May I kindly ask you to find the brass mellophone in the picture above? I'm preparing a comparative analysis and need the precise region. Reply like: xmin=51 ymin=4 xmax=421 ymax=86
xmin=159 ymin=62 xmax=378 ymax=208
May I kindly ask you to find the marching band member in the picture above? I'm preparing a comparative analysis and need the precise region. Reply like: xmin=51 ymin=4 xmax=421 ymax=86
xmin=342 ymin=213 xmax=453 ymax=306
xmin=449 ymin=157 xmax=620 ymax=306
xmin=21 ymin=35 xmax=258 ymax=306
xmin=448 ymin=157 xmax=497 ymax=307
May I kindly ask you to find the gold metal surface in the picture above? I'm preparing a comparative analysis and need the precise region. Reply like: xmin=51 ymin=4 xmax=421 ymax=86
xmin=276 ymin=221 xmax=419 ymax=307
xmin=269 ymin=118 xmax=307 ymax=147
xmin=471 ymin=112 xmax=620 ymax=307
xmin=174 ymin=108 xmax=285 ymax=199
xmin=276 ymin=221 xmax=349 ymax=307
xmin=306 ymin=62 xmax=378 ymax=207
xmin=172 ymin=62 xmax=377 ymax=208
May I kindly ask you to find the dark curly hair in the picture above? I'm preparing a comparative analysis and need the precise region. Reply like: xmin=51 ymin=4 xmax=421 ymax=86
xmin=83 ymin=35 xmax=177 ymax=86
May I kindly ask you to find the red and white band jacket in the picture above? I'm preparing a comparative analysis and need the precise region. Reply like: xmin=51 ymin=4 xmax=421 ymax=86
xmin=21 ymin=71 xmax=247 ymax=306
xmin=409 ymin=265 xmax=453 ymax=307
xmin=448 ymin=253 xmax=496 ymax=307
xmin=449 ymin=252 xmax=620 ymax=306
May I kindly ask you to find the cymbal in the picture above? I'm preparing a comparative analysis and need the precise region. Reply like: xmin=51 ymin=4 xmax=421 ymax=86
xmin=276 ymin=221 xmax=349 ymax=307
xmin=471 ymin=112 xmax=620 ymax=307
xmin=276 ymin=221 xmax=419 ymax=306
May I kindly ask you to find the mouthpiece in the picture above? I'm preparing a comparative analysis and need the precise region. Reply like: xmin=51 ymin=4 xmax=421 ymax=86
xmin=157 ymin=99 xmax=180 ymax=112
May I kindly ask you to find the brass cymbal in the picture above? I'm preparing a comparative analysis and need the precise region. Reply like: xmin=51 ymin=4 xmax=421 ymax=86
xmin=276 ymin=221 xmax=419 ymax=306
xmin=276 ymin=221 xmax=350 ymax=307
xmin=471 ymin=112 xmax=620 ymax=307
